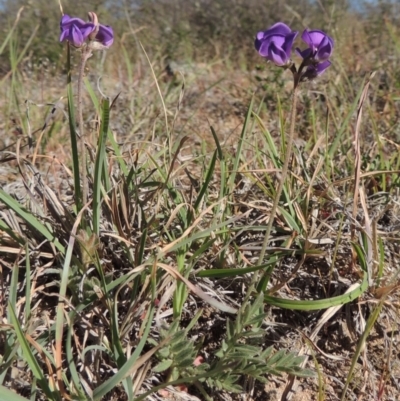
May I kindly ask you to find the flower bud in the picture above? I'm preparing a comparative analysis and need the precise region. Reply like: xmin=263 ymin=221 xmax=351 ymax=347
xmin=88 ymin=12 xmax=100 ymax=41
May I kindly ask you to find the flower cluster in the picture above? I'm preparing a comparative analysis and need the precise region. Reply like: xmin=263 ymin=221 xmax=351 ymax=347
xmin=60 ymin=13 xmax=113 ymax=49
xmin=255 ymin=22 xmax=333 ymax=83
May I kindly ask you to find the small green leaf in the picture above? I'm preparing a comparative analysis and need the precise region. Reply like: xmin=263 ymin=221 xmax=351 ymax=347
xmin=157 ymin=346 xmax=170 ymax=359
xmin=226 ymin=319 xmax=234 ymax=340
xmin=234 ymin=344 xmax=260 ymax=355
xmin=260 ymin=346 xmax=274 ymax=360
xmin=153 ymin=359 xmax=173 ymax=373
xmin=178 ymin=356 xmax=195 ymax=368
xmin=246 ymin=313 xmax=269 ymax=326
xmin=266 ymin=349 xmax=286 ymax=365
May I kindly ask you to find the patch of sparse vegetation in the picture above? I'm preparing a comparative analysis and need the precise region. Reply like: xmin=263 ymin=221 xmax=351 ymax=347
xmin=1 ymin=1 xmax=400 ymax=400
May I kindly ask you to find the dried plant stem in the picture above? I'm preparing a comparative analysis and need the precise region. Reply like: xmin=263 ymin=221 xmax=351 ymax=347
xmin=256 ymin=85 xmax=299 ymax=267
xmin=77 ymin=48 xmax=92 ymax=208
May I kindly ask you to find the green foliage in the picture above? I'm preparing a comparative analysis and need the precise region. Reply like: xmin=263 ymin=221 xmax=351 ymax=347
xmin=151 ymin=294 xmax=314 ymax=396
xmin=151 ymin=321 xmax=208 ymax=382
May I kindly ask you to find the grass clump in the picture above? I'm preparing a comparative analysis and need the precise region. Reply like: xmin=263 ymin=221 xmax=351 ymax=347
xmin=1 ymin=1 xmax=400 ymax=400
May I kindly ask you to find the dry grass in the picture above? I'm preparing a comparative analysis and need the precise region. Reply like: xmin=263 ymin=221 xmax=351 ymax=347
xmin=1 ymin=2 xmax=400 ymax=401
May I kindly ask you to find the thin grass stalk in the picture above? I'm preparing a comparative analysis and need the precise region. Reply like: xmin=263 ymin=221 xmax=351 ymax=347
xmin=24 ymin=242 xmax=31 ymax=322
xmin=340 ymin=294 xmax=387 ymax=401
xmin=351 ymin=72 xmax=375 ymax=245
xmin=0 ymin=7 xmax=22 ymax=58
xmin=92 ymin=98 xmax=110 ymax=235
xmin=256 ymin=84 xmax=299 ymax=270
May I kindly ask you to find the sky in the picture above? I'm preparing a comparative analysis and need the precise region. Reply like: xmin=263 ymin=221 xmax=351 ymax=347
xmin=349 ymin=0 xmax=395 ymax=9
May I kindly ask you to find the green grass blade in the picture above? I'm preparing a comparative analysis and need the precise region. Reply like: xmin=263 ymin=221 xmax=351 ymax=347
xmin=264 ymin=243 xmax=369 ymax=310
xmin=196 ymin=259 xmax=282 ymax=278
xmin=278 ymin=205 xmax=301 ymax=233
xmin=252 ymin=113 xmax=279 ymax=165
xmin=227 ymin=95 xmax=254 ymax=192
xmin=54 ymin=212 xmax=84 ymax=399
xmin=65 ymin=322 xmax=85 ymax=399
xmin=0 ymin=190 xmax=65 ymax=254
xmin=263 ymin=282 xmax=366 ymax=310
xmin=24 ymin=242 xmax=31 ymax=322
xmin=0 ymin=339 xmax=19 ymax=385
xmin=93 ymin=98 xmax=111 ymax=235
xmin=8 ymin=254 xmax=19 ymax=313
xmin=157 ymin=209 xmax=245 ymax=257
xmin=210 ymin=125 xmax=223 ymax=160
xmin=0 ymin=385 xmax=30 ymax=401
xmin=8 ymin=305 xmax=54 ymax=400
xmin=135 ymin=227 xmax=147 ymax=266
xmin=15 ymin=25 xmax=38 ymax=66
xmin=339 ymin=239 xmax=376 ymax=399
xmin=107 ymin=128 xmax=129 ymax=177
xmin=328 ymin=78 xmax=365 ymax=158
xmin=194 ymin=150 xmax=217 ymax=210
xmin=84 ymin=77 xmax=129 ymax=177
xmin=340 ymin=297 xmax=385 ymax=400
xmin=252 ymin=110 xmax=294 ymax=217
xmin=92 ymin=306 xmax=155 ymax=400
xmin=0 ymin=7 xmax=24 ymax=59
xmin=83 ymin=77 xmax=101 ymax=113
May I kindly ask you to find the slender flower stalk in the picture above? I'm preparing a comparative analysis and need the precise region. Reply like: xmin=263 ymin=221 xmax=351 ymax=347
xmin=253 ymin=22 xmax=333 ymax=283
xmin=60 ymin=12 xmax=114 ymax=211
xmin=77 ymin=48 xmax=93 ymax=208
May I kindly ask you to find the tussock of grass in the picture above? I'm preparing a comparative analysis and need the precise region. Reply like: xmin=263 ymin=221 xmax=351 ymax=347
xmin=1 ymin=1 xmax=400 ymax=401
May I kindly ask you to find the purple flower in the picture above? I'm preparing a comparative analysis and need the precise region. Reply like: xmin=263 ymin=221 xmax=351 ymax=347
xmin=95 ymin=24 xmax=114 ymax=48
xmin=60 ymin=13 xmax=114 ymax=49
xmin=60 ymin=15 xmax=96 ymax=47
xmin=295 ymin=29 xmax=334 ymax=80
xmin=296 ymin=29 xmax=334 ymax=63
xmin=300 ymin=60 xmax=331 ymax=81
xmin=255 ymin=22 xmax=298 ymax=67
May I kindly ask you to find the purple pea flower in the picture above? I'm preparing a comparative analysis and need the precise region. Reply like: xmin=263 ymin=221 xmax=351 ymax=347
xmin=296 ymin=29 xmax=334 ymax=63
xmin=296 ymin=29 xmax=334 ymax=80
xmin=300 ymin=60 xmax=331 ymax=81
xmin=255 ymin=22 xmax=298 ymax=67
xmin=95 ymin=25 xmax=114 ymax=48
xmin=60 ymin=13 xmax=114 ymax=49
xmin=60 ymin=15 xmax=96 ymax=48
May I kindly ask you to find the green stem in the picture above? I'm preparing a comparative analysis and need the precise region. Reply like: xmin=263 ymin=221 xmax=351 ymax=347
xmin=77 ymin=47 xmax=92 ymax=210
xmin=256 ymin=84 xmax=299 ymax=269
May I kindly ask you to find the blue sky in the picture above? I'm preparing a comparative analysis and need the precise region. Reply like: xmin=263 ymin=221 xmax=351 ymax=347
xmin=349 ymin=0 xmax=394 ymax=9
